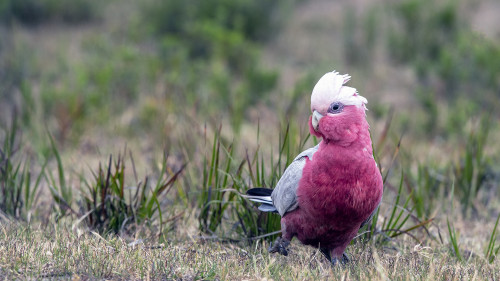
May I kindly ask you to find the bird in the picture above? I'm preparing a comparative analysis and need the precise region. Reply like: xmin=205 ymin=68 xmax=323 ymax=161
xmin=246 ymin=71 xmax=383 ymax=265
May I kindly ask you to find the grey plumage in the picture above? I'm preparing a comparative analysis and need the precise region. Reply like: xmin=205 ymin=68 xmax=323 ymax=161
xmin=271 ymin=144 xmax=319 ymax=216
xmin=258 ymin=204 xmax=278 ymax=212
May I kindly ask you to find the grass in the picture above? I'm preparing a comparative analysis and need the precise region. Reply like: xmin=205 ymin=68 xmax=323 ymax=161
xmin=454 ymin=116 xmax=491 ymax=216
xmin=0 ymin=222 xmax=498 ymax=280
xmin=45 ymin=132 xmax=74 ymax=218
xmin=485 ymin=212 xmax=500 ymax=264
xmin=0 ymin=116 xmax=45 ymax=221
xmin=77 ymin=150 xmax=185 ymax=235
xmin=45 ymin=141 xmax=186 ymax=235
xmin=447 ymin=217 xmax=463 ymax=262
xmin=2 ymin=113 xmax=498 ymax=279
xmin=198 ymin=123 xmax=307 ymax=242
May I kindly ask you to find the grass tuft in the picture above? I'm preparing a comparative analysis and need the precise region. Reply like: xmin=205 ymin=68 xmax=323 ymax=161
xmin=78 ymin=150 xmax=185 ymax=235
xmin=454 ymin=116 xmax=491 ymax=216
xmin=0 ymin=116 xmax=45 ymax=221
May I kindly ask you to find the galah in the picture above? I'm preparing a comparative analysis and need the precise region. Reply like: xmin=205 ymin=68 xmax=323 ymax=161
xmin=246 ymin=71 xmax=383 ymax=265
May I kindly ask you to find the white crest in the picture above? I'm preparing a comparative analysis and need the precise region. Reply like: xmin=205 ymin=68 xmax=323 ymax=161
xmin=310 ymin=71 xmax=367 ymax=113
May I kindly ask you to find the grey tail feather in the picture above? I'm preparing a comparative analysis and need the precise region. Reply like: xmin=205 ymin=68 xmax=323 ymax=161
xmin=247 ymin=188 xmax=277 ymax=213
xmin=258 ymin=204 xmax=278 ymax=213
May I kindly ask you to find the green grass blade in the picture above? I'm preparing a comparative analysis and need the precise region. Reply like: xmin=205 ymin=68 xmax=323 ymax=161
xmin=486 ymin=212 xmax=500 ymax=263
xmin=447 ymin=217 xmax=462 ymax=262
xmin=385 ymin=170 xmax=404 ymax=230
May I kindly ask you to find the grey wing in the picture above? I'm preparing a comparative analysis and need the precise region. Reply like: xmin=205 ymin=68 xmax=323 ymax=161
xmin=271 ymin=144 xmax=319 ymax=216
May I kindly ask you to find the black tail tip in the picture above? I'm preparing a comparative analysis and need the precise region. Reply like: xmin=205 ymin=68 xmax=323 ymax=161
xmin=246 ymin=187 xmax=273 ymax=196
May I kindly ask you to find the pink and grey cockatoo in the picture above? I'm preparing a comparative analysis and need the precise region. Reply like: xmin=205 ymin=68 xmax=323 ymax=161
xmin=246 ymin=71 xmax=383 ymax=265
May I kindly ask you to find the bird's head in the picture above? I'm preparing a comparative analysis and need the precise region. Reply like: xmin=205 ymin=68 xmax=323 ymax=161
xmin=308 ymin=71 xmax=369 ymax=145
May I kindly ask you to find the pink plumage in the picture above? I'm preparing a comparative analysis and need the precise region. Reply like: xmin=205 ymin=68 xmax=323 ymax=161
xmin=285 ymin=106 xmax=382 ymax=260
xmin=247 ymin=71 xmax=383 ymax=265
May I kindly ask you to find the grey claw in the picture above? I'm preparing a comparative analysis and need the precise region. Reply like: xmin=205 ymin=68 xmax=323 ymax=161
xmin=326 ymin=252 xmax=350 ymax=267
xmin=268 ymin=237 xmax=290 ymax=256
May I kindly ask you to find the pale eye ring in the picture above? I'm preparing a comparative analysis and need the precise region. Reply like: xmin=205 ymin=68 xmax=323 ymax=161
xmin=328 ymin=102 xmax=344 ymax=114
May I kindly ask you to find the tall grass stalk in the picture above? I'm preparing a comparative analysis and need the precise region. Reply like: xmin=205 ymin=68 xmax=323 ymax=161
xmin=407 ymin=164 xmax=445 ymax=220
xmin=455 ymin=116 xmax=491 ymax=216
xmin=447 ymin=217 xmax=463 ymax=262
xmin=45 ymin=133 xmax=74 ymax=217
xmin=485 ymin=212 xmax=500 ymax=263
xmin=361 ymin=165 xmax=432 ymax=244
xmin=0 ymin=116 xmax=45 ymax=221
xmin=375 ymin=171 xmax=431 ymax=244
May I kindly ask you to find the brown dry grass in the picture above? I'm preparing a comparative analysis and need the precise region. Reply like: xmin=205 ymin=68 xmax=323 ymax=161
xmin=0 ymin=220 xmax=498 ymax=280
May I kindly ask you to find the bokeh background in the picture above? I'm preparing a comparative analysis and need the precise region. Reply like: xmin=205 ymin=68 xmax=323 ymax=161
xmin=2 ymin=0 xmax=499 ymax=150
xmin=1 ymin=0 xmax=500 ymax=277
xmin=2 ymin=0 xmax=500 ymax=148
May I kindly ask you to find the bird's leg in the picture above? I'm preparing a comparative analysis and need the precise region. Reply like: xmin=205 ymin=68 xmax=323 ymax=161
xmin=321 ymin=249 xmax=350 ymax=266
xmin=320 ymin=248 xmax=340 ymax=266
xmin=268 ymin=237 xmax=290 ymax=256
xmin=319 ymin=248 xmax=332 ymax=263
xmin=341 ymin=252 xmax=350 ymax=264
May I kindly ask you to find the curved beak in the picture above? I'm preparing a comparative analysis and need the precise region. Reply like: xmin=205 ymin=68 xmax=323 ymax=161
xmin=311 ymin=110 xmax=323 ymax=131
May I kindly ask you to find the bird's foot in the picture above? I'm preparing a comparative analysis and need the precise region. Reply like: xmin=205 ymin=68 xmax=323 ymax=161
xmin=268 ymin=237 xmax=290 ymax=256
xmin=341 ymin=252 xmax=350 ymax=264
xmin=326 ymin=252 xmax=350 ymax=267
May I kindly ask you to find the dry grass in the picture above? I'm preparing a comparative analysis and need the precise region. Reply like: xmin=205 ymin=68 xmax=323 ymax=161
xmin=0 ymin=220 xmax=498 ymax=280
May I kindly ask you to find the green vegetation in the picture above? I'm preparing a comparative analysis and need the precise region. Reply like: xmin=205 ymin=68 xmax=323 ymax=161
xmin=138 ymin=0 xmax=282 ymax=131
xmin=485 ymin=213 xmax=500 ymax=264
xmin=0 ymin=0 xmax=97 ymax=25
xmin=198 ymin=124 xmax=308 ymax=241
xmin=0 ymin=117 xmax=45 ymax=221
xmin=76 ymin=151 xmax=185 ymax=235
xmin=388 ymin=0 xmax=500 ymax=136
xmin=0 ymin=0 xmax=499 ymax=279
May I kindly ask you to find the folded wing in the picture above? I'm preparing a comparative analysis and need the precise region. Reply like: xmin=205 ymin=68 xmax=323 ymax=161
xmin=247 ymin=144 xmax=319 ymax=217
xmin=272 ymin=144 xmax=319 ymax=216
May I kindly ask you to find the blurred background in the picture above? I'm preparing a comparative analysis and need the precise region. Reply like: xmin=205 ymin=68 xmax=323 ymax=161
xmin=1 ymin=0 xmax=498 ymax=150
xmin=0 ymin=0 xmax=499 ymax=241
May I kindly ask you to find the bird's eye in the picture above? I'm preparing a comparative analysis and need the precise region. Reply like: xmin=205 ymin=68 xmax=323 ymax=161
xmin=328 ymin=102 xmax=344 ymax=114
